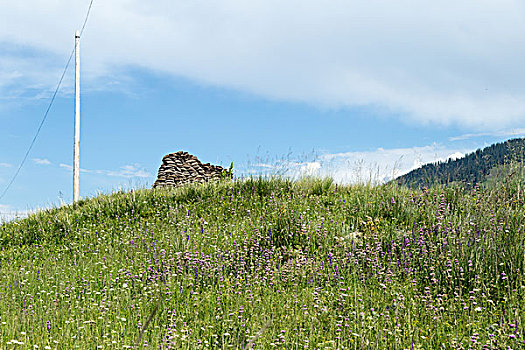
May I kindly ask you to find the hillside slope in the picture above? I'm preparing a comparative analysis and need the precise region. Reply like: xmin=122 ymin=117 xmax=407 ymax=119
xmin=396 ymin=137 xmax=525 ymax=188
xmin=0 ymin=178 xmax=524 ymax=348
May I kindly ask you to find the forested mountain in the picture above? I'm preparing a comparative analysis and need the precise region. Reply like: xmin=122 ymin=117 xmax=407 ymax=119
xmin=395 ymin=138 xmax=525 ymax=188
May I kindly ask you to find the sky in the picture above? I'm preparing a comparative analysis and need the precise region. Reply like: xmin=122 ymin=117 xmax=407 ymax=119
xmin=1 ymin=0 xmax=525 ymax=220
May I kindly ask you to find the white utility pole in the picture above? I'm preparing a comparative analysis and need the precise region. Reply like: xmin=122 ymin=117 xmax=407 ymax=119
xmin=73 ymin=30 xmax=80 ymax=203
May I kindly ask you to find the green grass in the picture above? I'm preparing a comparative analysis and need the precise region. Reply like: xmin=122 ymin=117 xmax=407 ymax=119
xmin=0 ymin=177 xmax=524 ymax=349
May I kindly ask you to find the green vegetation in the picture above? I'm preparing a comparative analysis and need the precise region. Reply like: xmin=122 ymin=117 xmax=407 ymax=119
xmin=396 ymin=137 xmax=525 ymax=188
xmin=0 ymin=177 xmax=524 ymax=349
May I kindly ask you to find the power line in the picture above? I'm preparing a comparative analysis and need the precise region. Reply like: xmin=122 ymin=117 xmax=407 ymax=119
xmin=80 ymin=0 xmax=95 ymax=37
xmin=0 ymin=0 xmax=95 ymax=202
xmin=0 ymin=50 xmax=74 ymax=202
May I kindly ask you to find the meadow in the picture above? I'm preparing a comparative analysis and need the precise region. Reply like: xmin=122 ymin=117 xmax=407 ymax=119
xmin=0 ymin=177 xmax=524 ymax=349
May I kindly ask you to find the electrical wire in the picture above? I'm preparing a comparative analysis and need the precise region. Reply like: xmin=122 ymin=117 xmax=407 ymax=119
xmin=80 ymin=0 xmax=95 ymax=37
xmin=0 ymin=0 xmax=94 ymax=201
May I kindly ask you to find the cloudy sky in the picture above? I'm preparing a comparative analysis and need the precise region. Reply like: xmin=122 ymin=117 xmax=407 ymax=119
xmin=1 ymin=0 xmax=525 ymax=219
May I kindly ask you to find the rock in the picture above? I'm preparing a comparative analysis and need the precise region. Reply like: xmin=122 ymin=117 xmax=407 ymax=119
xmin=153 ymin=151 xmax=232 ymax=188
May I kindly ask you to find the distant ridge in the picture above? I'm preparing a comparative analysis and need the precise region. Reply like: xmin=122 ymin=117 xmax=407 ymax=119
xmin=395 ymin=138 xmax=525 ymax=188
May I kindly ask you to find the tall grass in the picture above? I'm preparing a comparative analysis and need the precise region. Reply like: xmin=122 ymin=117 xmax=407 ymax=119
xmin=0 ymin=177 xmax=523 ymax=348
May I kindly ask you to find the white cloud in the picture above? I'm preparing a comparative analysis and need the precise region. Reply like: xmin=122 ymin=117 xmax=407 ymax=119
xmin=446 ymin=152 xmax=465 ymax=161
xmin=0 ymin=162 xmax=12 ymax=167
xmin=300 ymin=162 xmax=322 ymax=176
xmin=32 ymin=158 xmax=51 ymax=165
xmin=449 ymin=129 xmax=525 ymax=141
xmin=325 ymin=144 xmax=473 ymax=183
xmin=0 ymin=204 xmax=37 ymax=223
xmin=59 ymin=163 xmax=153 ymax=178
xmin=253 ymin=163 xmax=275 ymax=169
xmin=1 ymin=0 xmax=525 ymax=128
xmin=251 ymin=144 xmax=472 ymax=184
xmin=59 ymin=163 xmax=85 ymax=172
xmin=106 ymin=165 xmax=153 ymax=178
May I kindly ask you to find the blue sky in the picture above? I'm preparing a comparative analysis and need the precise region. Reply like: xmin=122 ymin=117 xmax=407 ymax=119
xmin=2 ymin=0 xmax=525 ymax=219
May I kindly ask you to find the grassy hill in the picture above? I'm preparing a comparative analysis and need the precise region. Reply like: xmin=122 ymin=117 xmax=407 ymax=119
xmin=0 ymin=178 xmax=524 ymax=348
xmin=396 ymin=138 xmax=525 ymax=189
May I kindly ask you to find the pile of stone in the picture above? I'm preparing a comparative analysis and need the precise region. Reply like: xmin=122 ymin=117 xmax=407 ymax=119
xmin=153 ymin=151 xmax=231 ymax=188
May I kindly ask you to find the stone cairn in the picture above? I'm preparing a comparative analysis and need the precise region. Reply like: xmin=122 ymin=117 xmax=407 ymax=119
xmin=153 ymin=151 xmax=231 ymax=188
